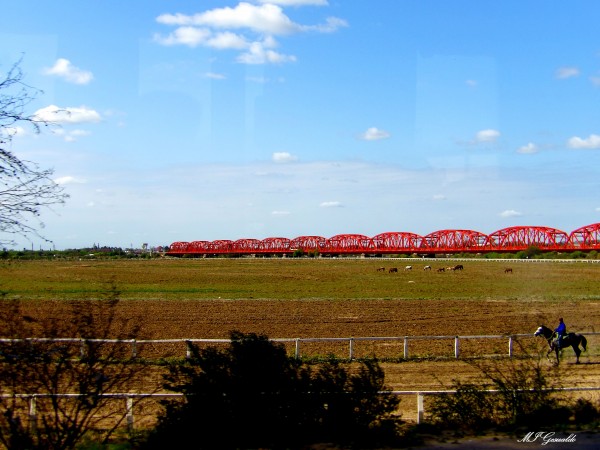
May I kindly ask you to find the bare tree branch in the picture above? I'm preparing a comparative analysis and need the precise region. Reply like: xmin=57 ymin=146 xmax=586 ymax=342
xmin=0 ymin=57 xmax=69 ymax=246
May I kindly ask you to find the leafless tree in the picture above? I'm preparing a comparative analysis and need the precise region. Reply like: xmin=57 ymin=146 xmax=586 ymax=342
xmin=0 ymin=57 xmax=68 ymax=246
xmin=0 ymin=284 xmax=154 ymax=449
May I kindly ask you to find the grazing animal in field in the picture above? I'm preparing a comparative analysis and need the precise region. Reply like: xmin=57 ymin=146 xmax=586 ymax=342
xmin=423 ymin=265 xmax=432 ymax=271
xmin=389 ymin=267 xmax=398 ymax=273
xmin=446 ymin=267 xmax=455 ymax=271
xmin=504 ymin=268 xmax=513 ymax=274
xmin=535 ymin=325 xmax=587 ymax=365
xmin=453 ymin=264 xmax=464 ymax=271
xmin=404 ymin=265 xmax=412 ymax=271
xmin=437 ymin=267 xmax=445 ymax=273
xmin=377 ymin=267 xmax=385 ymax=272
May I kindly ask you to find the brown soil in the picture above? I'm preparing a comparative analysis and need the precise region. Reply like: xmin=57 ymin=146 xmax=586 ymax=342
xmin=20 ymin=298 xmax=600 ymax=423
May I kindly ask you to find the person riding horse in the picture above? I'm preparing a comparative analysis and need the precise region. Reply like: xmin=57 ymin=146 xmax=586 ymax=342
xmin=554 ymin=317 xmax=567 ymax=349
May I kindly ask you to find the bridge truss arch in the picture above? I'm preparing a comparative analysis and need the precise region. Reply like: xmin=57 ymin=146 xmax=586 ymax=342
xmin=289 ymin=236 xmax=327 ymax=253
xmin=371 ymin=232 xmax=424 ymax=254
xmin=487 ymin=226 xmax=569 ymax=252
xmin=207 ymin=240 xmax=234 ymax=254
xmin=325 ymin=234 xmax=373 ymax=254
xmin=423 ymin=229 xmax=489 ymax=253
xmin=569 ymin=223 xmax=600 ymax=250
xmin=232 ymin=239 xmax=261 ymax=254
xmin=259 ymin=237 xmax=291 ymax=254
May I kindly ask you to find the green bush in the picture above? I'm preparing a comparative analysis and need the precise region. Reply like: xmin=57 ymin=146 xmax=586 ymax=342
xmin=571 ymin=398 xmax=600 ymax=424
xmin=428 ymin=382 xmax=496 ymax=432
xmin=428 ymin=357 xmax=566 ymax=432
xmin=569 ymin=250 xmax=585 ymax=259
xmin=143 ymin=331 xmax=402 ymax=449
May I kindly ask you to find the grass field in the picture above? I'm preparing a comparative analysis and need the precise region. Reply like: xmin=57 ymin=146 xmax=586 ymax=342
xmin=2 ymin=257 xmax=600 ymax=348
xmin=3 ymin=257 xmax=600 ymax=302
xmin=2 ymin=257 xmax=600 ymax=424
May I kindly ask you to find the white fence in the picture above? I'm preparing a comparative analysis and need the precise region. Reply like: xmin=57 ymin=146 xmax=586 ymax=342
xmin=3 ymin=332 xmax=598 ymax=360
xmin=6 ymin=386 xmax=600 ymax=431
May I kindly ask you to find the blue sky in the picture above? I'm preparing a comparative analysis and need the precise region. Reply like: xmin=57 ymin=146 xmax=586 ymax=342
xmin=2 ymin=0 xmax=600 ymax=250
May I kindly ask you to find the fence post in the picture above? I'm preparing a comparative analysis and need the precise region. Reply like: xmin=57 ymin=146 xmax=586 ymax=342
xmin=349 ymin=338 xmax=354 ymax=360
xmin=417 ymin=393 xmax=424 ymax=424
xmin=185 ymin=340 xmax=192 ymax=359
xmin=131 ymin=339 xmax=137 ymax=358
xmin=126 ymin=396 xmax=134 ymax=433
xmin=294 ymin=338 xmax=300 ymax=359
xmin=29 ymin=395 xmax=37 ymax=434
xmin=454 ymin=336 xmax=460 ymax=359
xmin=403 ymin=337 xmax=409 ymax=359
xmin=508 ymin=336 xmax=514 ymax=358
xmin=80 ymin=339 xmax=86 ymax=359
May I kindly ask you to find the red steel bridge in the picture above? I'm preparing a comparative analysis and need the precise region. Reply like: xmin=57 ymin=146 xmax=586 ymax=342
xmin=166 ymin=222 xmax=600 ymax=257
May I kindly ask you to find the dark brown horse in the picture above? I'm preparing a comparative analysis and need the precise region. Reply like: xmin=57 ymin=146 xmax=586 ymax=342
xmin=534 ymin=325 xmax=587 ymax=364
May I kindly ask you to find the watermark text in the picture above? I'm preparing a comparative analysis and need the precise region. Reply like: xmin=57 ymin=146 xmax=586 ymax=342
xmin=518 ymin=432 xmax=576 ymax=445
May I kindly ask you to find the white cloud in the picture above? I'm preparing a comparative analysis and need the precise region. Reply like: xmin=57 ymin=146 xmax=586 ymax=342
xmin=156 ymin=4 xmax=303 ymax=35
xmin=272 ymin=152 xmax=298 ymax=163
xmin=555 ymin=66 xmax=580 ymax=79
xmin=237 ymin=42 xmax=296 ymax=64
xmin=154 ymin=27 xmax=211 ymax=47
xmin=304 ymin=17 xmax=348 ymax=33
xmin=205 ymin=72 xmax=226 ymax=80
xmin=207 ymin=31 xmax=250 ymax=49
xmin=154 ymin=2 xmax=345 ymax=64
xmin=432 ymin=194 xmax=446 ymax=200
xmin=33 ymin=105 xmax=101 ymax=124
xmin=53 ymin=129 xmax=91 ymax=142
xmin=500 ymin=209 xmax=522 ymax=218
xmin=271 ymin=210 xmax=291 ymax=215
xmin=54 ymin=175 xmax=86 ymax=185
xmin=320 ymin=201 xmax=342 ymax=207
xmin=475 ymin=129 xmax=500 ymax=143
xmin=0 ymin=126 xmax=26 ymax=139
xmin=567 ymin=134 xmax=600 ymax=149
xmin=517 ymin=142 xmax=538 ymax=154
xmin=360 ymin=127 xmax=390 ymax=141
xmin=43 ymin=58 xmax=93 ymax=85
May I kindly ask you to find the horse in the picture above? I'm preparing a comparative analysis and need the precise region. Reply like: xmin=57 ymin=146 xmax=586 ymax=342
xmin=534 ymin=325 xmax=587 ymax=364
xmin=377 ymin=267 xmax=385 ymax=272
xmin=404 ymin=265 xmax=412 ymax=271
xmin=504 ymin=268 xmax=513 ymax=274
xmin=388 ymin=267 xmax=398 ymax=273
xmin=437 ymin=267 xmax=445 ymax=273
xmin=423 ymin=265 xmax=432 ymax=271
xmin=453 ymin=264 xmax=463 ymax=271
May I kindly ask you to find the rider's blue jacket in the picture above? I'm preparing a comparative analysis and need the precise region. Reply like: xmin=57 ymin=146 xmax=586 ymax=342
xmin=555 ymin=322 xmax=566 ymax=335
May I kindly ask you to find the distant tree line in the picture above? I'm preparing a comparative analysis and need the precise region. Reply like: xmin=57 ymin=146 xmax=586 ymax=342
xmin=3 ymin=246 xmax=599 ymax=260
xmin=0 ymin=246 xmax=168 ymax=260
